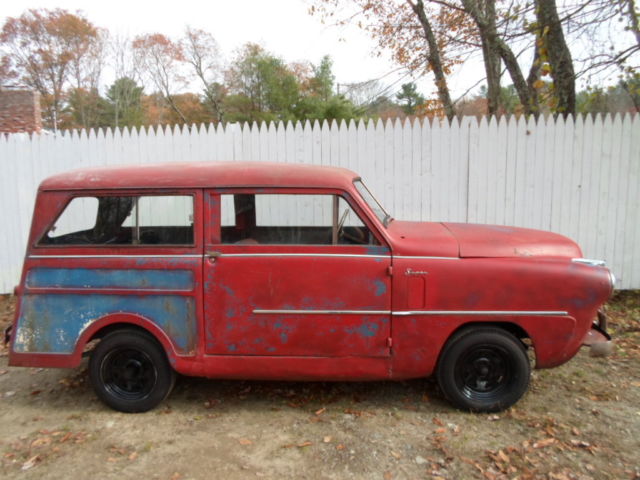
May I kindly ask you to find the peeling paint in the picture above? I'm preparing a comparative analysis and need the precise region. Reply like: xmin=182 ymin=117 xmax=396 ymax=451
xmin=26 ymin=268 xmax=194 ymax=291
xmin=373 ymin=279 xmax=387 ymax=297
xmin=346 ymin=321 xmax=380 ymax=338
xmin=14 ymin=294 xmax=196 ymax=354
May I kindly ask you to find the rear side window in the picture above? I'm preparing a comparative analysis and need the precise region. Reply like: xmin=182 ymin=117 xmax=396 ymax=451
xmin=40 ymin=195 xmax=194 ymax=246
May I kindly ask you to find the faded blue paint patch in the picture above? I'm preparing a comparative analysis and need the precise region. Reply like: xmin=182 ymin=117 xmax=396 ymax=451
xmin=365 ymin=245 xmax=390 ymax=255
xmin=373 ymin=279 xmax=387 ymax=296
xmin=227 ymin=343 xmax=237 ymax=352
xmin=14 ymin=294 xmax=196 ymax=355
xmin=220 ymin=284 xmax=235 ymax=297
xmin=272 ymin=319 xmax=294 ymax=344
xmin=346 ymin=321 xmax=380 ymax=338
xmin=26 ymin=268 xmax=194 ymax=291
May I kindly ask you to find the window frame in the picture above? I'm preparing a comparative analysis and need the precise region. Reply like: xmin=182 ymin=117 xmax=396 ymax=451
xmin=36 ymin=190 xmax=199 ymax=249
xmin=210 ymin=187 xmax=389 ymax=249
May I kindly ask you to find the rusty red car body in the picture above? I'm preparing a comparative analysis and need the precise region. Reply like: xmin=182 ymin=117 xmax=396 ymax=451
xmin=6 ymin=162 xmax=614 ymax=412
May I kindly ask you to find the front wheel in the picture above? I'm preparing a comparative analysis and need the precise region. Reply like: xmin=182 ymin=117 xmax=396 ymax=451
xmin=436 ymin=327 xmax=530 ymax=412
xmin=89 ymin=329 xmax=176 ymax=413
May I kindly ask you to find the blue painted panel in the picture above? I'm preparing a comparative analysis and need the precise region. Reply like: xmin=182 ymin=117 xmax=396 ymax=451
xmin=26 ymin=268 xmax=194 ymax=290
xmin=13 ymin=294 xmax=196 ymax=354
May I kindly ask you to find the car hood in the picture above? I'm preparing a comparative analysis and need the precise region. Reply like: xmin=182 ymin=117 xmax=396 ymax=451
xmin=442 ymin=222 xmax=582 ymax=258
xmin=385 ymin=220 xmax=459 ymax=257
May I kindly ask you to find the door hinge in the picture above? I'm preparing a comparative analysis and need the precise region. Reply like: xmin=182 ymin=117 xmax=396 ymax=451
xmin=387 ymin=337 xmax=393 ymax=348
xmin=387 ymin=265 xmax=393 ymax=276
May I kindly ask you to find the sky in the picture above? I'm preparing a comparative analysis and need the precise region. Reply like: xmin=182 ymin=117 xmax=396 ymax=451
xmin=0 ymin=0 xmax=484 ymax=101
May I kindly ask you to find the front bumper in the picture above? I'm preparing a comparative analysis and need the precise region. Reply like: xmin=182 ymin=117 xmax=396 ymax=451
xmin=582 ymin=310 xmax=613 ymax=357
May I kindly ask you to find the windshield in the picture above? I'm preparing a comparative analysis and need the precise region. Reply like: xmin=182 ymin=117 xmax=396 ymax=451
xmin=354 ymin=179 xmax=392 ymax=227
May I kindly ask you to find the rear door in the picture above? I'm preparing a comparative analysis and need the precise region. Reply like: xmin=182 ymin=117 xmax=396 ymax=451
xmin=203 ymin=189 xmax=392 ymax=357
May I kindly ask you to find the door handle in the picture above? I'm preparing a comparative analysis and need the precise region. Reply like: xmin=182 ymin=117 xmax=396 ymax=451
xmin=206 ymin=251 xmax=222 ymax=260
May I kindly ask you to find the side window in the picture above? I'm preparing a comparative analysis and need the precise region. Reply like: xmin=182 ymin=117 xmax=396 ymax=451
xmin=40 ymin=195 xmax=194 ymax=246
xmin=45 ymin=197 xmax=99 ymax=239
xmin=220 ymin=193 xmax=378 ymax=246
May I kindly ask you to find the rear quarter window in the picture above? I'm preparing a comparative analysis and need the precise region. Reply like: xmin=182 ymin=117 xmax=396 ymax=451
xmin=40 ymin=195 xmax=194 ymax=246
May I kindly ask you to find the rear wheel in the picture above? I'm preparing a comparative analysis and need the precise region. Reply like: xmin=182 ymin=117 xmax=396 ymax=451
xmin=89 ymin=329 xmax=175 ymax=413
xmin=436 ymin=327 xmax=530 ymax=412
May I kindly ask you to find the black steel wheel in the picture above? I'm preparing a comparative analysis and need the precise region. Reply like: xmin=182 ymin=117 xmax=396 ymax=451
xmin=89 ymin=329 xmax=175 ymax=413
xmin=436 ymin=327 xmax=530 ymax=412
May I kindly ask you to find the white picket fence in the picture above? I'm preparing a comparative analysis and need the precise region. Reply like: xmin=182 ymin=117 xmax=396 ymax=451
xmin=0 ymin=115 xmax=638 ymax=292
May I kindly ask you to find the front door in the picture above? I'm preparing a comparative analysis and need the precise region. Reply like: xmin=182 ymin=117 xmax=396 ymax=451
xmin=203 ymin=189 xmax=391 ymax=357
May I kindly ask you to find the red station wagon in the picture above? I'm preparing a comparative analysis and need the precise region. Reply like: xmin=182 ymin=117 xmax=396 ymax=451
xmin=6 ymin=162 xmax=614 ymax=413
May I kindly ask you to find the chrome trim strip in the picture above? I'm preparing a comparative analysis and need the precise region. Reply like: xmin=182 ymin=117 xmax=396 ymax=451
xmin=29 ymin=254 xmax=202 ymax=259
xmin=216 ymin=253 xmax=389 ymax=259
xmin=29 ymin=253 xmax=475 ymax=260
xmin=253 ymin=309 xmax=568 ymax=316
xmin=392 ymin=310 xmax=568 ymax=316
xmin=254 ymin=309 xmax=390 ymax=315
xmin=572 ymin=258 xmax=607 ymax=267
xmin=394 ymin=256 xmax=460 ymax=260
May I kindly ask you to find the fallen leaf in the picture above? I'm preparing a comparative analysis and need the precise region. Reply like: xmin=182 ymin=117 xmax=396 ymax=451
xmin=21 ymin=455 xmax=40 ymax=470
xmin=533 ymin=438 xmax=556 ymax=448
xmin=487 ymin=415 xmax=500 ymax=421
xmin=383 ymin=472 xmax=393 ymax=480
xmin=432 ymin=417 xmax=444 ymax=426
xmin=298 ymin=441 xmax=312 ymax=448
xmin=323 ymin=436 xmax=332 ymax=443
xmin=497 ymin=450 xmax=509 ymax=463
xmin=315 ymin=407 xmax=326 ymax=415
xmin=238 ymin=438 xmax=253 ymax=446
xmin=570 ymin=440 xmax=591 ymax=448
xmin=31 ymin=436 xmax=52 ymax=448
xmin=435 ymin=427 xmax=446 ymax=434
xmin=336 ymin=444 xmax=345 ymax=450
xmin=128 ymin=452 xmax=138 ymax=461
xmin=390 ymin=450 xmax=401 ymax=459
xmin=107 ymin=457 xmax=119 ymax=462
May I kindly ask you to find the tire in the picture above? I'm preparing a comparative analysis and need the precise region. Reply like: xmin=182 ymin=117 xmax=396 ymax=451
xmin=89 ymin=329 xmax=176 ymax=413
xmin=436 ymin=327 xmax=530 ymax=412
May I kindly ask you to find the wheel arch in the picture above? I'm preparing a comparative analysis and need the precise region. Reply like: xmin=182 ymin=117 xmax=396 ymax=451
xmin=436 ymin=321 xmax=533 ymax=368
xmin=76 ymin=313 xmax=180 ymax=366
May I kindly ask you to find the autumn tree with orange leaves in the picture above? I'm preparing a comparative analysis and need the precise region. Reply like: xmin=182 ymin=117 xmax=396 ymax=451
xmin=0 ymin=9 xmax=101 ymax=130
xmin=310 ymin=0 xmax=477 ymax=118
xmin=312 ymin=0 xmax=640 ymax=117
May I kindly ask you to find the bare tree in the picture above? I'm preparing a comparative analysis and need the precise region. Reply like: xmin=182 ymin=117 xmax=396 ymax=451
xmin=108 ymin=34 xmax=144 ymax=128
xmin=407 ymin=0 xmax=456 ymax=118
xmin=132 ymin=33 xmax=188 ymax=124
xmin=181 ymin=26 xmax=224 ymax=122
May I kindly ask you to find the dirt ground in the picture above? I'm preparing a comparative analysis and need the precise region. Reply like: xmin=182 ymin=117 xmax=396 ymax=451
xmin=0 ymin=293 xmax=638 ymax=480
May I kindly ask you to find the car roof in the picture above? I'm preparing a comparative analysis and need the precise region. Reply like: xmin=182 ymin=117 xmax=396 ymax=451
xmin=39 ymin=162 xmax=359 ymax=191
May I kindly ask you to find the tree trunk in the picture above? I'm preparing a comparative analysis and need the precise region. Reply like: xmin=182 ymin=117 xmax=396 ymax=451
xmin=479 ymin=0 xmax=501 ymax=116
xmin=526 ymin=45 xmax=542 ymax=113
xmin=407 ymin=0 xmax=456 ymax=119
xmin=535 ymin=0 xmax=575 ymax=116
xmin=462 ymin=0 xmax=537 ymax=115
xmin=625 ymin=0 xmax=640 ymax=47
